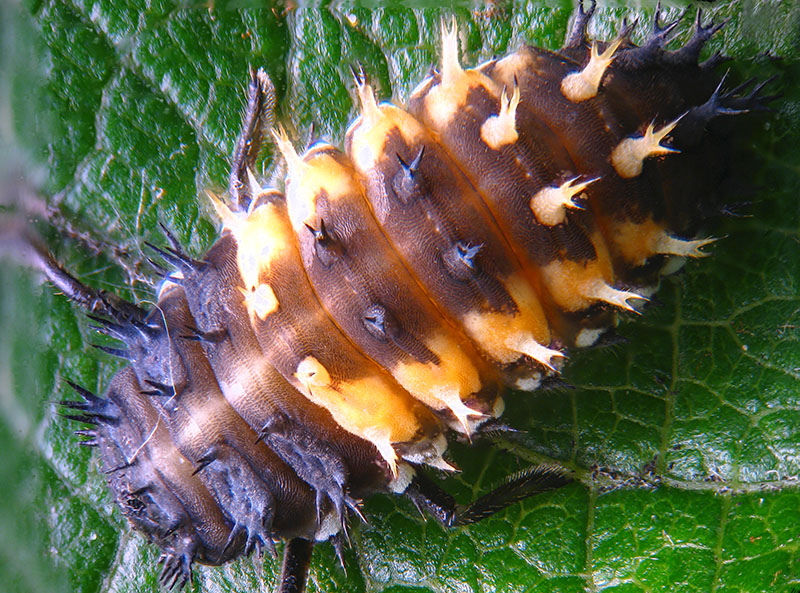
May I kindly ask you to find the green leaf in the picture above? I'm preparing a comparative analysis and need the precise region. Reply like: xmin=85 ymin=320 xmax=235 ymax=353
xmin=1 ymin=2 xmax=798 ymax=593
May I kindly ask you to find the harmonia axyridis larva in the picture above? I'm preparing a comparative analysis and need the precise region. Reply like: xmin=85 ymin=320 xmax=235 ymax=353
xmin=10 ymin=3 xmax=783 ymax=593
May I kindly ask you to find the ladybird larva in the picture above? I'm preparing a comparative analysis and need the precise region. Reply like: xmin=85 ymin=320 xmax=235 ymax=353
xmin=2 ymin=4 xmax=797 ymax=593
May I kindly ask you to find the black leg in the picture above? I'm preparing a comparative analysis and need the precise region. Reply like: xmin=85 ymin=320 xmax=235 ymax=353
xmin=455 ymin=465 xmax=572 ymax=525
xmin=229 ymin=68 xmax=276 ymax=212
xmin=277 ymin=537 xmax=314 ymax=593
xmin=405 ymin=471 xmax=458 ymax=527
xmin=406 ymin=465 xmax=572 ymax=528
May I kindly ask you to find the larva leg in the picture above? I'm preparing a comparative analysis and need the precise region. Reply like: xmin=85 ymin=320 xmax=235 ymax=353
xmin=277 ymin=538 xmax=315 ymax=593
xmin=405 ymin=472 xmax=457 ymax=527
xmin=229 ymin=68 xmax=277 ymax=211
xmin=405 ymin=466 xmax=572 ymax=528
xmin=455 ymin=466 xmax=572 ymax=526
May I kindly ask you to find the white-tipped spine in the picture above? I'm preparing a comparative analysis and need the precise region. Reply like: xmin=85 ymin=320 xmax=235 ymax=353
xmin=561 ymin=39 xmax=622 ymax=102
xmin=611 ymin=117 xmax=682 ymax=178
xmin=440 ymin=17 xmax=463 ymax=88
xmin=530 ymin=176 xmax=598 ymax=225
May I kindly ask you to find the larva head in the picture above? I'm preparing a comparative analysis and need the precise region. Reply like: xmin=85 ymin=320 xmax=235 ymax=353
xmin=63 ymin=369 xmax=241 ymax=589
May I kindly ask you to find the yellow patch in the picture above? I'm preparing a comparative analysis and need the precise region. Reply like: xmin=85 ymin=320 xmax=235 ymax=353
xmin=612 ymin=219 xmax=715 ymax=267
xmin=207 ymin=191 xmax=294 ymax=292
xmin=489 ymin=51 xmax=532 ymax=83
xmin=231 ymin=202 xmax=293 ymax=292
xmin=540 ymin=256 xmax=645 ymax=313
xmin=293 ymin=356 xmax=428 ymax=476
xmin=274 ymin=128 xmax=343 ymax=230
xmin=294 ymin=356 xmax=332 ymax=390
xmin=240 ymin=283 xmax=279 ymax=321
xmin=461 ymin=274 xmax=562 ymax=370
xmin=611 ymin=219 xmax=664 ymax=266
xmin=423 ymin=73 xmax=473 ymax=131
xmin=391 ymin=331 xmax=483 ymax=434
xmin=420 ymin=19 xmax=499 ymax=131
xmin=347 ymin=95 xmax=402 ymax=175
xmin=281 ymin=142 xmax=364 ymax=232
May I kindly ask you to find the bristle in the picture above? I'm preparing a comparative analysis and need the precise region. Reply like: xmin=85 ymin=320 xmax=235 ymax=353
xmin=91 ymin=344 xmax=130 ymax=360
xmin=144 ymin=242 xmax=204 ymax=274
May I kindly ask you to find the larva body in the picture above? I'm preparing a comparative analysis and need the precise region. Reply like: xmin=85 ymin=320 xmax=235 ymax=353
xmin=4 ymin=4 xmax=796 ymax=593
